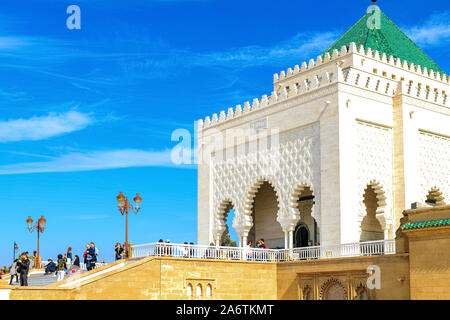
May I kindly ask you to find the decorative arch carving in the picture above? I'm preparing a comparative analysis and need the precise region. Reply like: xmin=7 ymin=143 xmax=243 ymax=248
xmin=355 ymin=284 xmax=369 ymax=300
xmin=359 ymin=180 xmax=388 ymax=240
xmin=211 ymin=124 xmax=321 ymax=243
xmin=214 ymin=198 xmax=235 ymax=240
xmin=289 ymin=183 xmax=316 ymax=223
xmin=302 ymin=285 xmax=313 ymax=300
xmin=364 ymin=180 xmax=387 ymax=215
xmin=355 ymin=121 xmax=393 ymax=238
xmin=320 ymin=278 xmax=347 ymax=300
xmin=243 ymin=176 xmax=282 ymax=217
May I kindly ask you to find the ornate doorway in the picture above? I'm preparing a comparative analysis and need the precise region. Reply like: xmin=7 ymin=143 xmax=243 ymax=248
xmin=294 ymin=223 xmax=310 ymax=248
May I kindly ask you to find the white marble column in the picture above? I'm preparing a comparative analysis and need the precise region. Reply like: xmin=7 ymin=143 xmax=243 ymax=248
xmin=284 ymin=231 xmax=289 ymax=249
xmin=233 ymin=211 xmax=253 ymax=248
xmin=242 ymin=236 xmax=248 ymax=247
xmin=289 ymin=230 xmax=294 ymax=249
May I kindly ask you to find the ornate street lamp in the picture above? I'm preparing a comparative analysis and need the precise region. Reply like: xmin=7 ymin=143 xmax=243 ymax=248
xmin=116 ymin=192 xmax=142 ymax=258
xmin=26 ymin=216 xmax=46 ymax=268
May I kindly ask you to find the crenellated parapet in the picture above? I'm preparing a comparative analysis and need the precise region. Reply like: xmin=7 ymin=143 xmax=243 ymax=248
xmin=198 ymin=42 xmax=449 ymax=131
xmin=397 ymin=80 xmax=448 ymax=106
xmin=198 ymin=68 xmax=344 ymax=130
xmin=274 ymin=42 xmax=449 ymax=86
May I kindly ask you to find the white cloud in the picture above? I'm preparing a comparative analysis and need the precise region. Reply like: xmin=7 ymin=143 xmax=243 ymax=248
xmin=194 ymin=31 xmax=340 ymax=67
xmin=0 ymin=149 xmax=193 ymax=174
xmin=0 ymin=36 xmax=31 ymax=50
xmin=0 ymin=110 xmax=94 ymax=143
xmin=121 ymin=31 xmax=341 ymax=76
xmin=403 ymin=12 xmax=450 ymax=47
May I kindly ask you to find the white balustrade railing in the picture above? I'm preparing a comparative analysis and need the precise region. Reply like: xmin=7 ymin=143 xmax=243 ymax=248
xmin=131 ymin=239 xmax=396 ymax=262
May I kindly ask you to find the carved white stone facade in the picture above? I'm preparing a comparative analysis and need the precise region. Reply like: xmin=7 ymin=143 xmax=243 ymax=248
xmin=418 ymin=131 xmax=450 ymax=204
xmin=211 ymin=125 xmax=320 ymax=246
xmin=197 ymin=39 xmax=450 ymax=248
xmin=355 ymin=121 xmax=393 ymax=238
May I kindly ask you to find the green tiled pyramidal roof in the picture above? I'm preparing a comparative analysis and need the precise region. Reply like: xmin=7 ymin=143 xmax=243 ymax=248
xmin=325 ymin=6 xmax=444 ymax=74
xmin=401 ymin=219 xmax=450 ymax=230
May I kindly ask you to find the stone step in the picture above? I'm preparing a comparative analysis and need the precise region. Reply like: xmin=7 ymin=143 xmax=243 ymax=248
xmin=8 ymin=270 xmax=87 ymax=287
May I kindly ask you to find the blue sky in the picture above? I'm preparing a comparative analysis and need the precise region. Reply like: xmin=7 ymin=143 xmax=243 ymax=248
xmin=0 ymin=0 xmax=449 ymax=266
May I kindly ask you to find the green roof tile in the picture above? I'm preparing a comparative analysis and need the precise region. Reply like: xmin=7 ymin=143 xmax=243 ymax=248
xmin=324 ymin=7 xmax=444 ymax=74
xmin=402 ymin=219 xmax=450 ymax=230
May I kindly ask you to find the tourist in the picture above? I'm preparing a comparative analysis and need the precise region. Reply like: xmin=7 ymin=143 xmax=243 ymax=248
xmin=83 ymin=243 xmax=91 ymax=270
xmin=0 ymin=266 xmax=5 ymax=279
xmin=9 ymin=259 xmax=19 ymax=285
xmin=203 ymin=242 xmax=214 ymax=259
xmin=63 ymin=253 xmax=69 ymax=272
xmin=44 ymin=259 xmax=57 ymax=275
xmin=115 ymin=242 xmax=124 ymax=260
xmin=66 ymin=247 xmax=73 ymax=268
xmin=30 ymin=251 xmax=37 ymax=269
xmin=56 ymin=254 xmax=66 ymax=282
xmin=259 ymin=239 xmax=268 ymax=261
xmin=246 ymin=241 xmax=253 ymax=261
xmin=17 ymin=252 xmax=30 ymax=286
xmin=259 ymin=239 xmax=268 ymax=249
xmin=165 ymin=240 xmax=172 ymax=256
xmin=206 ymin=242 xmax=216 ymax=259
xmin=68 ymin=255 xmax=81 ymax=275
xmin=183 ymin=242 xmax=189 ymax=258
xmin=122 ymin=243 xmax=128 ymax=258
xmin=89 ymin=242 xmax=98 ymax=270
xmin=91 ymin=242 xmax=99 ymax=262
xmin=73 ymin=255 xmax=80 ymax=268
xmin=156 ymin=239 xmax=164 ymax=256
xmin=189 ymin=242 xmax=195 ymax=258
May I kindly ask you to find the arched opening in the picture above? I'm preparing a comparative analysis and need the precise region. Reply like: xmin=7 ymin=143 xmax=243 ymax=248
xmin=303 ymin=286 xmax=312 ymax=300
xmin=186 ymin=283 xmax=192 ymax=297
xmin=294 ymin=186 xmax=318 ymax=247
xmin=294 ymin=223 xmax=310 ymax=248
xmin=196 ymin=284 xmax=202 ymax=297
xmin=218 ymin=201 xmax=238 ymax=246
xmin=206 ymin=284 xmax=212 ymax=297
xmin=247 ymin=181 xmax=282 ymax=248
xmin=360 ymin=185 xmax=384 ymax=242
xmin=356 ymin=285 xmax=368 ymax=300
xmin=322 ymin=280 xmax=347 ymax=300
xmin=425 ymin=188 xmax=445 ymax=206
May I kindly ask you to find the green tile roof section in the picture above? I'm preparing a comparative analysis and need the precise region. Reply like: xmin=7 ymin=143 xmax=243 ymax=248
xmin=324 ymin=7 xmax=444 ymax=74
xmin=401 ymin=219 xmax=450 ymax=230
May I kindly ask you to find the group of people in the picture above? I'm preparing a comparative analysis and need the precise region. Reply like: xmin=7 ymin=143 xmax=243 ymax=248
xmin=115 ymin=242 xmax=133 ymax=260
xmin=248 ymin=239 xmax=269 ymax=250
xmin=4 ymin=243 xmax=101 ymax=286
xmin=8 ymin=252 xmax=31 ymax=286
xmin=44 ymin=243 xmax=101 ymax=280
xmin=44 ymin=247 xmax=82 ymax=281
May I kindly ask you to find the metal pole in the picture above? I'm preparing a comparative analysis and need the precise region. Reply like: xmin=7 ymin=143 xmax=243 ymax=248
xmin=125 ymin=200 xmax=129 ymax=259
xmin=37 ymin=223 xmax=40 ymax=269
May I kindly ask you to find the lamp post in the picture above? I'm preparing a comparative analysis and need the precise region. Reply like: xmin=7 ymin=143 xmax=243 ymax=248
xmin=116 ymin=192 xmax=142 ymax=259
xmin=26 ymin=216 xmax=46 ymax=268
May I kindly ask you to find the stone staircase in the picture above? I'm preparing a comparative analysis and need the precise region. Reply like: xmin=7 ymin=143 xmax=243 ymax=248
xmin=7 ymin=270 xmax=87 ymax=287
xmin=4 ymin=259 xmax=139 ymax=288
